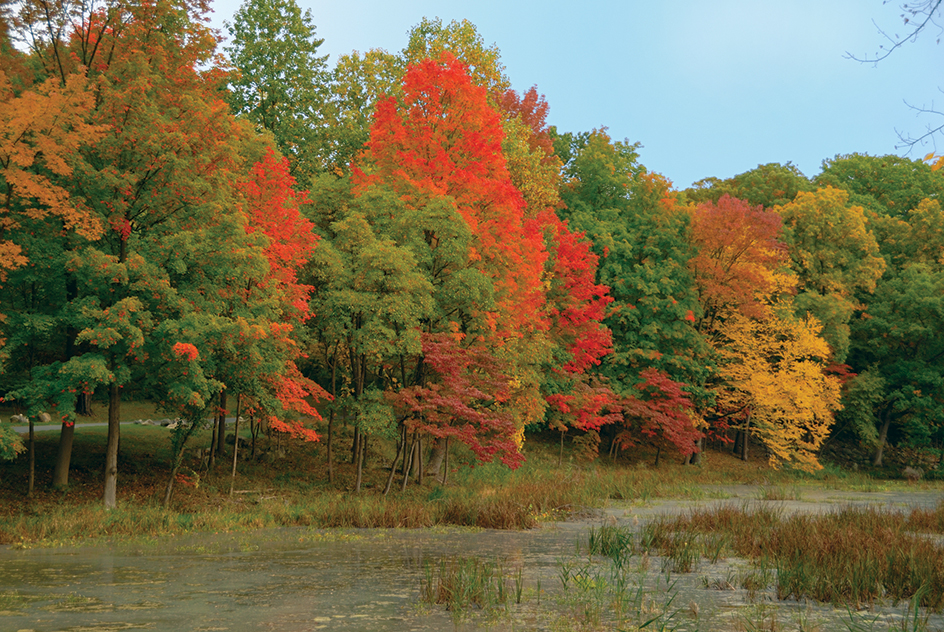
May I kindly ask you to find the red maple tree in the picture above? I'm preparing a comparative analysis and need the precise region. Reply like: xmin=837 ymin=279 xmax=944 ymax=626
xmin=619 ymin=368 xmax=702 ymax=462
xmin=389 ymin=332 xmax=523 ymax=468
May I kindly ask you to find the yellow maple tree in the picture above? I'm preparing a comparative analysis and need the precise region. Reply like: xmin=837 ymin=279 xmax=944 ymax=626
xmin=715 ymin=305 xmax=842 ymax=471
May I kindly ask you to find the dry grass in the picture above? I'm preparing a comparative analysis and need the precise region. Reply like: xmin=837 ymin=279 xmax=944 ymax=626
xmin=2 ymin=411 xmax=943 ymax=548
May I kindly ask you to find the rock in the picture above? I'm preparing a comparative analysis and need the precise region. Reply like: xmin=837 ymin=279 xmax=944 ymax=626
xmin=38 ymin=412 xmax=51 ymax=423
xmin=225 ymin=434 xmax=247 ymax=448
xmin=10 ymin=414 xmax=27 ymax=424
xmin=903 ymin=466 xmax=924 ymax=481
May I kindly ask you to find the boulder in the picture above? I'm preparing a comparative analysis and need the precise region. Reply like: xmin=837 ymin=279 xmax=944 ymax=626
xmin=225 ymin=434 xmax=247 ymax=448
xmin=903 ymin=466 xmax=924 ymax=482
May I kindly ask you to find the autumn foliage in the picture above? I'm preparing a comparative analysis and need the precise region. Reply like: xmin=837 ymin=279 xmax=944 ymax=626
xmin=688 ymin=194 xmax=790 ymax=323
xmin=354 ymin=53 xmax=547 ymax=340
xmin=5 ymin=9 xmax=907 ymax=495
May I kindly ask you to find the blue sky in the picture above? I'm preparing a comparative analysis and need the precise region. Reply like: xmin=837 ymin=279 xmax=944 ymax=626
xmin=208 ymin=0 xmax=944 ymax=189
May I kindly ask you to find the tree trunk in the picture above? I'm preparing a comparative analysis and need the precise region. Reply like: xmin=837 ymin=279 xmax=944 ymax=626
xmin=417 ymin=435 xmax=423 ymax=484
xmin=872 ymin=408 xmax=892 ymax=467
xmin=441 ymin=437 xmax=450 ymax=485
xmin=250 ymin=415 xmax=258 ymax=459
xmin=740 ymin=419 xmax=750 ymax=462
xmin=27 ymin=418 xmax=35 ymax=496
xmin=654 ymin=443 xmax=662 ymax=467
xmin=327 ymin=408 xmax=335 ymax=484
xmin=558 ymin=429 xmax=565 ymax=467
xmin=351 ymin=426 xmax=361 ymax=464
xmin=410 ymin=435 xmax=423 ymax=484
xmin=208 ymin=415 xmax=217 ymax=469
xmin=401 ymin=433 xmax=417 ymax=492
xmin=383 ymin=425 xmax=407 ymax=497
xmin=687 ymin=436 xmax=703 ymax=465
xmin=354 ymin=437 xmax=365 ymax=492
xmin=103 ymin=380 xmax=121 ymax=509
xmin=426 ymin=436 xmax=447 ymax=477
xmin=229 ymin=395 xmax=242 ymax=496
xmin=327 ymin=356 xmax=337 ymax=484
xmin=52 ymin=421 xmax=75 ymax=488
xmin=215 ymin=389 xmax=227 ymax=457
xmin=163 ymin=470 xmax=176 ymax=507
xmin=75 ymin=392 xmax=92 ymax=416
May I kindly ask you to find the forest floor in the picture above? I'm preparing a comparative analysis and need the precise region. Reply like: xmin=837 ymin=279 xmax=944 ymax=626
xmin=0 ymin=400 xmax=942 ymax=547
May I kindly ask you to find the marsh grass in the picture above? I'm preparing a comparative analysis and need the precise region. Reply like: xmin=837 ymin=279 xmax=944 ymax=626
xmin=643 ymin=504 xmax=944 ymax=612
xmin=419 ymin=556 xmax=514 ymax=626
xmin=0 ymin=428 xmax=761 ymax=545
xmin=844 ymin=586 xmax=939 ymax=632
xmin=0 ymin=590 xmax=37 ymax=614
xmin=756 ymin=484 xmax=803 ymax=501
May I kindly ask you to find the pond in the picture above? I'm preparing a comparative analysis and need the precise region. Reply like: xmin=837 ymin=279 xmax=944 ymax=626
xmin=2 ymin=486 xmax=943 ymax=631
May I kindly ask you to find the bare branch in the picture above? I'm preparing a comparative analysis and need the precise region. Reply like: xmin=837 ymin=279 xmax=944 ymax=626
xmin=895 ymin=96 xmax=944 ymax=152
xmin=846 ymin=0 xmax=943 ymax=63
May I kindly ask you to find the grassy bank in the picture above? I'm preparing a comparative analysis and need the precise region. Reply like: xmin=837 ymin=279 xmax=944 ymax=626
xmin=1 ymin=416 xmax=942 ymax=547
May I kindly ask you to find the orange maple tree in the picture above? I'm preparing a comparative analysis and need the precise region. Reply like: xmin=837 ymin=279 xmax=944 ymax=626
xmin=236 ymin=149 xmax=327 ymax=441
xmin=353 ymin=52 xmax=547 ymax=340
xmin=352 ymin=53 xmax=551 ymax=466
xmin=688 ymin=194 xmax=791 ymax=327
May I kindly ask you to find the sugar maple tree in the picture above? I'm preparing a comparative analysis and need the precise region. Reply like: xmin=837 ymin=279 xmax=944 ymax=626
xmin=390 ymin=332 xmax=522 ymax=469
xmin=0 ymin=72 xmax=103 ymax=286
xmin=686 ymin=193 xmax=842 ymax=468
xmin=619 ymin=368 xmax=703 ymax=465
xmin=354 ymin=53 xmax=546 ymax=340
xmin=541 ymin=211 xmax=619 ymax=448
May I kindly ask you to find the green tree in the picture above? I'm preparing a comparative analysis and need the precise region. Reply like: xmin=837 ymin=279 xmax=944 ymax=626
xmin=820 ymin=153 xmax=944 ymax=464
xmin=686 ymin=162 xmax=813 ymax=209
xmin=816 ymin=154 xmax=944 ymax=221
xmin=555 ymin=128 xmax=709 ymax=457
xmin=323 ymin=49 xmax=402 ymax=174
xmin=401 ymin=17 xmax=509 ymax=95
xmin=8 ymin=0 xmax=286 ymax=507
xmin=777 ymin=187 xmax=886 ymax=362
xmin=850 ymin=264 xmax=944 ymax=465
xmin=304 ymin=178 xmax=434 ymax=488
xmin=225 ymin=0 xmax=329 ymax=180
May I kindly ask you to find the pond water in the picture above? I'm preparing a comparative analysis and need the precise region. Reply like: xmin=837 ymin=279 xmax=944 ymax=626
xmin=2 ymin=486 xmax=943 ymax=632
